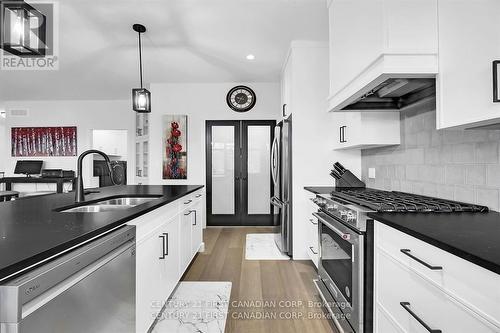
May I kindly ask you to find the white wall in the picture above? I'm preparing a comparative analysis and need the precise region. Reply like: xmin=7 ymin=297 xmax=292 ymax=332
xmin=148 ymin=83 xmax=281 ymax=185
xmin=3 ymin=100 xmax=134 ymax=190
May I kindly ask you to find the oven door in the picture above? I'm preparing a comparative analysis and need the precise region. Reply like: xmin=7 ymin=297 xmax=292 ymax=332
xmin=314 ymin=212 xmax=364 ymax=333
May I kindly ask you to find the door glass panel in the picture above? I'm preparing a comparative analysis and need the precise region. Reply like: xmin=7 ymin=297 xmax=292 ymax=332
xmin=211 ymin=126 xmax=235 ymax=215
xmin=247 ymin=126 xmax=271 ymax=214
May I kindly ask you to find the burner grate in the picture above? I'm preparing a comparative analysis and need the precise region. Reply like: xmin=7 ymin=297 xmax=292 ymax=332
xmin=330 ymin=189 xmax=489 ymax=213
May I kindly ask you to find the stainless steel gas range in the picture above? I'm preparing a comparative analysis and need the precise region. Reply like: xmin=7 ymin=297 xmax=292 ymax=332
xmin=312 ymin=188 xmax=488 ymax=333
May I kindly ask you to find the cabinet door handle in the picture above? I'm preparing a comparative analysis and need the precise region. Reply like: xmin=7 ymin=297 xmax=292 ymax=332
xmin=309 ymin=218 xmax=318 ymax=225
xmin=184 ymin=210 xmax=193 ymax=216
xmin=400 ymin=249 xmax=443 ymax=270
xmin=309 ymin=246 xmax=318 ymax=255
xmin=195 ymin=194 xmax=202 ymax=198
xmin=400 ymin=302 xmax=442 ymax=333
xmin=159 ymin=234 xmax=166 ymax=259
xmin=340 ymin=126 xmax=347 ymax=143
xmin=191 ymin=210 xmax=197 ymax=225
xmin=163 ymin=233 xmax=169 ymax=256
xmin=282 ymin=104 xmax=287 ymax=117
xmin=183 ymin=199 xmax=192 ymax=205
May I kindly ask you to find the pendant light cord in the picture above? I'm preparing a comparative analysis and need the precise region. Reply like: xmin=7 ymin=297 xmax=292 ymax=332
xmin=138 ymin=31 xmax=144 ymax=89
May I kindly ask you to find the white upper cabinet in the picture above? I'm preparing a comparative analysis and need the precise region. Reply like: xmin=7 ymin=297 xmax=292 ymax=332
xmin=436 ymin=0 xmax=500 ymax=129
xmin=333 ymin=112 xmax=400 ymax=150
xmin=327 ymin=0 xmax=439 ymax=112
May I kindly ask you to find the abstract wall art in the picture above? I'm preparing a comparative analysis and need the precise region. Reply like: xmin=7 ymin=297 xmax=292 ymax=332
xmin=11 ymin=127 xmax=77 ymax=157
xmin=162 ymin=115 xmax=187 ymax=179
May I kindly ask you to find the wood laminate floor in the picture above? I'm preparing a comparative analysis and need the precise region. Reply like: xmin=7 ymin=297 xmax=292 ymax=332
xmin=182 ymin=227 xmax=338 ymax=333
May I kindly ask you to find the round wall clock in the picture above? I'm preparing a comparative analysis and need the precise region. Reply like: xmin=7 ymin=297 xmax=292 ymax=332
xmin=226 ymin=86 xmax=257 ymax=112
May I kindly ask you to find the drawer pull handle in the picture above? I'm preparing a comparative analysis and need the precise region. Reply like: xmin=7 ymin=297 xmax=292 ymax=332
xmin=309 ymin=218 xmax=318 ymax=225
xmin=309 ymin=246 xmax=318 ymax=255
xmin=195 ymin=194 xmax=202 ymax=198
xmin=184 ymin=200 xmax=192 ymax=204
xmin=400 ymin=302 xmax=442 ymax=333
xmin=400 ymin=249 xmax=443 ymax=270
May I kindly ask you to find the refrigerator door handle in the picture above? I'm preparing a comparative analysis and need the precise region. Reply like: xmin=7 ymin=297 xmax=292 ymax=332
xmin=271 ymin=136 xmax=279 ymax=185
xmin=270 ymin=196 xmax=284 ymax=208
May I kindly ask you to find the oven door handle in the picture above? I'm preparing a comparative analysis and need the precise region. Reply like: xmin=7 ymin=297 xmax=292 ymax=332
xmin=313 ymin=212 xmax=352 ymax=241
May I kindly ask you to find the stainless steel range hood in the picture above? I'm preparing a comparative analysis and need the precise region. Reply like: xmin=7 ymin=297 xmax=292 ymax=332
xmin=342 ymin=78 xmax=436 ymax=111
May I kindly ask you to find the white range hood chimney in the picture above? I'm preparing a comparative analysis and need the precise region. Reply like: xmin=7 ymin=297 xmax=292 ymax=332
xmin=327 ymin=0 xmax=439 ymax=112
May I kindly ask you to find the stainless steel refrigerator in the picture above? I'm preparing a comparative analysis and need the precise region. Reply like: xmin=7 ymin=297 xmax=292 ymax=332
xmin=271 ymin=114 xmax=292 ymax=256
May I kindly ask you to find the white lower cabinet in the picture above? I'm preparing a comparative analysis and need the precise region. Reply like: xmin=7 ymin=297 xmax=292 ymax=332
xmin=191 ymin=198 xmax=203 ymax=255
xmin=305 ymin=192 xmax=319 ymax=267
xmin=129 ymin=188 xmax=206 ymax=333
xmin=180 ymin=208 xmax=193 ymax=273
xmin=374 ymin=222 xmax=500 ymax=333
xmin=135 ymin=215 xmax=179 ymax=333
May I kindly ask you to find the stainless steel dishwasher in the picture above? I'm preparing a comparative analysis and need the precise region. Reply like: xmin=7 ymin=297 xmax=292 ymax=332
xmin=0 ymin=226 xmax=136 ymax=333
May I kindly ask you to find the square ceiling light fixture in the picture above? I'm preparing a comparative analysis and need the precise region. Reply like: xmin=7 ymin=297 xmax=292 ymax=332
xmin=131 ymin=23 xmax=151 ymax=113
xmin=132 ymin=88 xmax=151 ymax=113
xmin=1 ymin=0 xmax=46 ymax=57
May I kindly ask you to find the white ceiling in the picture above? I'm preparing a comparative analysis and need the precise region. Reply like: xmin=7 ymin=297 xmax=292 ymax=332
xmin=0 ymin=0 xmax=328 ymax=101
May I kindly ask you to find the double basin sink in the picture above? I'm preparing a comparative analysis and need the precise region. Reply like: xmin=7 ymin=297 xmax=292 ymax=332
xmin=60 ymin=196 xmax=162 ymax=213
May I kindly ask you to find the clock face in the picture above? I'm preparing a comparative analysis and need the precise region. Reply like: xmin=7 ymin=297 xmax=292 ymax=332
xmin=226 ymin=86 xmax=256 ymax=112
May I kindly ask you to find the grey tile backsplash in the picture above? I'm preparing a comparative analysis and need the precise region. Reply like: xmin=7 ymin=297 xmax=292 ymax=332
xmin=361 ymin=106 xmax=500 ymax=212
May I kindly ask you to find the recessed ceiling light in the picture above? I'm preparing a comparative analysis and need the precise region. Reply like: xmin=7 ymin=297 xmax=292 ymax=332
xmin=246 ymin=54 xmax=255 ymax=61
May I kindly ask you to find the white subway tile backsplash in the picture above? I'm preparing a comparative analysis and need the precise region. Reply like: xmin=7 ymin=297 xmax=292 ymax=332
xmin=361 ymin=108 xmax=500 ymax=211
xmin=445 ymin=165 xmax=466 ymax=185
xmin=465 ymin=165 xmax=486 ymax=186
xmin=454 ymin=185 xmax=475 ymax=203
xmin=486 ymin=165 xmax=500 ymax=187
xmin=476 ymin=188 xmax=500 ymax=211
xmin=452 ymin=143 xmax=475 ymax=163
xmin=475 ymin=141 xmax=499 ymax=164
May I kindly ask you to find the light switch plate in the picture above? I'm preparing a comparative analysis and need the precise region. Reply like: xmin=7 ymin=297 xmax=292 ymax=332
xmin=368 ymin=168 xmax=376 ymax=179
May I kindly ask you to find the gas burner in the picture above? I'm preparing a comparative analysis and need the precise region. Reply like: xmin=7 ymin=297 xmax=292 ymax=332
xmin=330 ymin=189 xmax=489 ymax=213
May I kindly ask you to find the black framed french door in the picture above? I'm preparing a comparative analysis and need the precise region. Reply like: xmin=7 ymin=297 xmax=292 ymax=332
xmin=206 ymin=120 xmax=276 ymax=226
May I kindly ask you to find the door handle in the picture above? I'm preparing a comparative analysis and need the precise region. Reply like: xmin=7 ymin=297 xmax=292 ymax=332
xmin=271 ymin=197 xmax=283 ymax=208
xmin=282 ymin=104 xmax=287 ymax=117
xmin=191 ymin=210 xmax=197 ymax=225
xmin=309 ymin=246 xmax=318 ymax=255
xmin=163 ymin=233 xmax=169 ymax=256
xmin=309 ymin=218 xmax=318 ymax=225
xmin=400 ymin=302 xmax=442 ymax=333
xmin=340 ymin=126 xmax=347 ymax=143
xmin=400 ymin=249 xmax=443 ymax=270
xmin=159 ymin=233 xmax=168 ymax=259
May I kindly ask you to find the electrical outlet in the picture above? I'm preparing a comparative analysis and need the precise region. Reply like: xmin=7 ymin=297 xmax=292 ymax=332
xmin=368 ymin=168 xmax=376 ymax=179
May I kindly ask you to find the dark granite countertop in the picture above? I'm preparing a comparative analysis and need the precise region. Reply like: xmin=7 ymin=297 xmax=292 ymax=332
xmin=304 ymin=186 xmax=336 ymax=194
xmin=369 ymin=211 xmax=500 ymax=275
xmin=0 ymin=185 xmax=203 ymax=281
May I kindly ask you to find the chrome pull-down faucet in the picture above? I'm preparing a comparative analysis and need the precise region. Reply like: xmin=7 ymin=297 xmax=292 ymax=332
xmin=75 ymin=149 xmax=115 ymax=203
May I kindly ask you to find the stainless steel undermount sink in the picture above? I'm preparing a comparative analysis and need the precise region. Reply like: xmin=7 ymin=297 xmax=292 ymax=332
xmin=59 ymin=196 xmax=161 ymax=213
xmin=96 ymin=197 xmax=157 ymax=206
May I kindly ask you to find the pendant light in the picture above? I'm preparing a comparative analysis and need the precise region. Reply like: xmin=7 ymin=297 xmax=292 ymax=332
xmin=132 ymin=23 xmax=151 ymax=113
xmin=1 ymin=1 xmax=46 ymax=57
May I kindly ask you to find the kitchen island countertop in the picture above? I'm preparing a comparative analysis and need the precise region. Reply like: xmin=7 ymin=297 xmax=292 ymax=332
xmin=0 ymin=185 xmax=203 ymax=281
